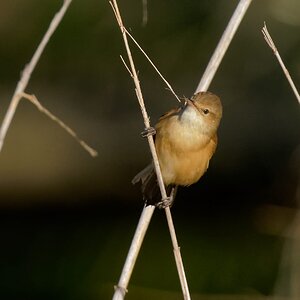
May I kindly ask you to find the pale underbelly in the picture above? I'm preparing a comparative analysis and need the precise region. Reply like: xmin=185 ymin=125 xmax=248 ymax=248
xmin=159 ymin=149 xmax=211 ymax=186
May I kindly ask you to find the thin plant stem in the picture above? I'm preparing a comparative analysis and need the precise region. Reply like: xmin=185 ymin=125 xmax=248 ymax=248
xmin=125 ymin=30 xmax=181 ymax=103
xmin=113 ymin=205 xmax=155 ymax=299
xmin=262 ymin=23 xmax=300 ymax=105
xmin=142 ymin=0 xmax=148 ymax=26
xmin=20 ymin=93 xmax=97 ymax=157
xmin=0 ymin=0 xmax=73 ymax=152
xmin=110 ymin=0 xmax=190 ymax=299
xmin=196 ymin=0 xmax=253 ymax=93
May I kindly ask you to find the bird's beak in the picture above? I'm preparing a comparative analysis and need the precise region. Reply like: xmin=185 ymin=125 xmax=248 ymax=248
xmin=181 ymin=99 xmax=189 ymax=110
xmin=186 ymin=98 xmax=199 ymax=111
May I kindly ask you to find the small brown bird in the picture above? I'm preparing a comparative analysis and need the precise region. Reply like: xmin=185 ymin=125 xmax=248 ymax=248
xmin=132 ymin=91 xmax=222 ymax=207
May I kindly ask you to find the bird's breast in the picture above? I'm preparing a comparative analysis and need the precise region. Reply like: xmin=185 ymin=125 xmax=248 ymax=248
xmin=155 ymin=116 xmax=217 ymax=186
xmin=157 ymin=113 xmax=210 ymax=151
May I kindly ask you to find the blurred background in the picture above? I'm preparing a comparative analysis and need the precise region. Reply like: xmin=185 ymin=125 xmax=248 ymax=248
xmin=0 ymin=0 xmax=299 ymax=299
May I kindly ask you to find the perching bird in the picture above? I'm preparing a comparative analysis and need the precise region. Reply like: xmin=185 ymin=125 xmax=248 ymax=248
xmin=132 ymin=91 xmax=222 ymax=208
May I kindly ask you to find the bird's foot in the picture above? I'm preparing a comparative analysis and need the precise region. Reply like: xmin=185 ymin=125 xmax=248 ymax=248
xmin=156 ymin=196 xmax=174 ymax=209
xmin=141 ymin=126 xmax=156 ymax=138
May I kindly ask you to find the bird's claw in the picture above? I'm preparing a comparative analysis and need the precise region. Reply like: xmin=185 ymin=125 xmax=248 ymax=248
xmin=141 ymin=127 xmax=156 ymax=138
xmin=156 ymin=196 xmax=174 ymax=209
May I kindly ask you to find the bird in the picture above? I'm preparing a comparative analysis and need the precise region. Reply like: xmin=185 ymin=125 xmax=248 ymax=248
xmin=132 ymin=91 xmax=222 ymax=208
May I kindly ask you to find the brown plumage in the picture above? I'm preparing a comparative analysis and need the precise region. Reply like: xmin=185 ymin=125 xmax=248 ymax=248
xmin=132 ymin=91 xmax=223 ymax=206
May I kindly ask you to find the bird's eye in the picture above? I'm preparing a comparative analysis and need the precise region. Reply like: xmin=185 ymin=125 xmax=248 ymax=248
xmin=202 ymin=109 xmax=209 ymax=115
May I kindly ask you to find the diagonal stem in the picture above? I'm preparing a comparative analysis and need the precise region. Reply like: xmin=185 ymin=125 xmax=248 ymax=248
xmin=262 ymin=23 xmax=300 ymax=105
xmin=0 ymin=0 xmax=73 ymax=152
xmin=196 ymin=0 xmax=253 ymax=93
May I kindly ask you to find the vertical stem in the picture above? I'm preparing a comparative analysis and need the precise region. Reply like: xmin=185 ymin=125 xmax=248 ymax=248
xmin=165 ymin=207 xmax=191 ymax=300
xmin=110 ymin=1 xmax=191 ymax=299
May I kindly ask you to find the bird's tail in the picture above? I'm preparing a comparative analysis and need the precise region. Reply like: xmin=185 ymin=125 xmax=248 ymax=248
xmin=132 ymin=163 xmax=175 ymax=206
xmin=132 ymin=163 xmax=160 ymax=205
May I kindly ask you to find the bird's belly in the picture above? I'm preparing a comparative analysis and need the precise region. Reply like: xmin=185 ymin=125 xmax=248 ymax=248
xmin=158 ymin=147 xmax=212 ymax=186
xmin=155 ymin=119 xmax=217 ymax=186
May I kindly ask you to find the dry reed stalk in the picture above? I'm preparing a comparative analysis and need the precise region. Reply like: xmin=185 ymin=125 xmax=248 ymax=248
xmin=262 ymin=23 xmax=300 ymax=105
xmin=124 ymin=30 xmax=181 ymax=103
xmin=196 ymin=0 xmax=253 ymax=93
xmin=142 ymin=0 xmax=148 ymax=26
xmin=20 ymin=93 xmax=97 ymax=157
xmin=110 ymin=1 xmax=190 ymax=299
xmin=111 ymin=0 xmax=253 ymax=299
xmin=262 ymin=23 xmax=300 ymax=300
xmin=0 ymin=0 xmax=97 ymax=157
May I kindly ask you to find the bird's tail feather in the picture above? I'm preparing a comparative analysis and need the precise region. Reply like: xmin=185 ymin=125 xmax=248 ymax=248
xmin=132 ymin=163 xmax=160 ymax=205
xmin=132 ymin=164 xmax=175 ymax=206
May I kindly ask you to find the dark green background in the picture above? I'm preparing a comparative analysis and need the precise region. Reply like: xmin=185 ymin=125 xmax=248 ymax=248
xmin=0 ymin=0 xmax=299 ymax=299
